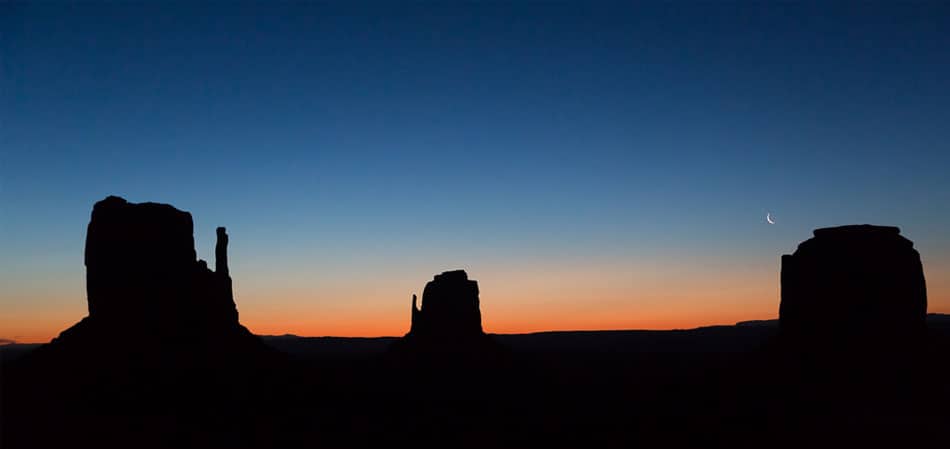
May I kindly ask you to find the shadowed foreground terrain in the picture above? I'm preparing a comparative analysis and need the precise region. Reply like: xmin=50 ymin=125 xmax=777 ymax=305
xmin=3 ymin=198 xmax=950 ymax=448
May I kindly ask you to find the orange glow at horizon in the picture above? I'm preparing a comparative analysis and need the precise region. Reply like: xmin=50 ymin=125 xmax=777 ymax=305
xmin=3 ymin=260 xmax=949 ymax=343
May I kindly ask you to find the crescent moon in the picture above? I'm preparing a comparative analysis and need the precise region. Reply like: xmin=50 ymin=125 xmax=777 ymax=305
xmin=766 ymin=212 xmax=775 ymax=224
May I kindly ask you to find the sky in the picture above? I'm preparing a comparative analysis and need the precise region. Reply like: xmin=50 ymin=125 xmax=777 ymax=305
xmin=2 ymin=1 xmax=949 ymax=342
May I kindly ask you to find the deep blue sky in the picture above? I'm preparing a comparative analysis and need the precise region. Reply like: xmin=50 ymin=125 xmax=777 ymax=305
xmin=2 ymin=2 xmax=949 ymax=340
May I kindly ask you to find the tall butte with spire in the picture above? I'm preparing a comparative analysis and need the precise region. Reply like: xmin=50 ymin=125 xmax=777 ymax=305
xmin=36 ymin=195 xmax=271 ymax=367
xmin=5 ymin=196 xmax=276 ymax=448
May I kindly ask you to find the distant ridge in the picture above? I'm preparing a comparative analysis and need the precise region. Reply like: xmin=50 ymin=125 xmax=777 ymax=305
xmin=735 ymin=319 xmax=778 ymax=327
xmin=254 ymin=313 xmax=950 ymax=358
xmin=5 ymin=314 xmax=949 ymax=363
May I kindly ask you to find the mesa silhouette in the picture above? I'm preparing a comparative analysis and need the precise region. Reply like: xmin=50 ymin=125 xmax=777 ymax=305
xmin=780 ymin=224 xmax=928 ymax=350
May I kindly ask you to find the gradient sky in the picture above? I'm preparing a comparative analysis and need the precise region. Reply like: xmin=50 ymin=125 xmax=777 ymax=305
xmin=2 ymin=2 xmax=949 ymax=342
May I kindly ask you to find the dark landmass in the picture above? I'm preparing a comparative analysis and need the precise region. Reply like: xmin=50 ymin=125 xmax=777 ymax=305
xmin=0 ymin=343 xmax=43 ymax=362
xmin=2 ymin=200 xmax=950 ymax=449
xmin=2 ymin=197 xmax=278 ymax=449
xmin=259 ymin=335 xmax=399 ymax=359
xmin=6 ymin=314 xmax=950 ymax=363
xmin=261 ymin=322 xmax=777 ymax=358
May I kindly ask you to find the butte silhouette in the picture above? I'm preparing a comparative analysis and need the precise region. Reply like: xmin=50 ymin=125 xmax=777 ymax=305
xmin=37 ymin=196 xmax=270 ymax=361
xmin=3 ymin=196 xmax=277 ymax=449
xmin=779 ymin=224 xmax=928 ymax=353
xmin=388 ymin=269 xmax=505 ymax=364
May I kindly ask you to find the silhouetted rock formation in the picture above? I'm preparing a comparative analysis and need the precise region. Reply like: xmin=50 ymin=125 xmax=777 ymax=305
xmin=2 ymin=197 xmax=283 ymax=449
xmin=409 ymin=269 xmax=483 ymax=339
xmin=216 ymin=226 xmax=229 ymax=276
xmin=760 ymin=225 xmax=940 ymax=446
xmin=78 ymin=196 xmax=241 ymax=334
xmin=779 ymin=224 xmax=927 ymax=349
xmin=51 ymin=196 xmax=252 ymax=346
xmin=21 ymin=195 xmax=276 ymax=385
xmin=390 ymin=270 xmax=504 ymax=363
